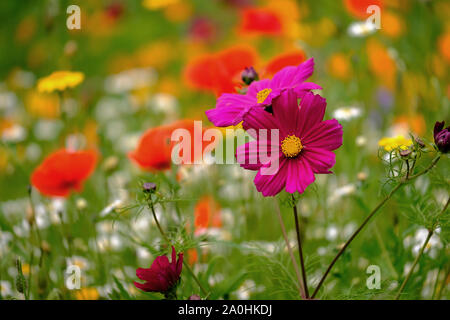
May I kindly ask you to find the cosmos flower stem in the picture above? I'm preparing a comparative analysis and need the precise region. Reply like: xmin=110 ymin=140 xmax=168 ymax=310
xmin=292 ymin=195 xmax=309 ymax=299
xmin=436 ymin=266 xmax=450 ymax=300
xmin=27 ymin=187 xmax=44 ymax=268
xmin=147 ymin=198 xmax=208 ymax=297
xmin=311 ymin=155 xmax=442 ymax=299
xmin=395 ymin=230 xmax=432 ymax=300
xmin=373 ymin=224 xmax=398 ymax=279
xmin=405 ymin=160 xmax=410 ymax=179
xmin=395 ymin=196 xmax=450 ymax=300
xmin=274 ymin=200 xmax=305 ymax=299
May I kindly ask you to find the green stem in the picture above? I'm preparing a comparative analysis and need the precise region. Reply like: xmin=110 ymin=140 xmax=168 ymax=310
xmin=374 ymin=223 xmax=398 ymax=279
xmin=148 ymin=198 xmax=208 ymax=297
xmin=395 ymin=196 xmax=450 ymax=300
xmin=292 ymin=196 xmax=309 ymax=298
xmin=436 ymin=265 xmax=450 ymax=300
xmin=274 ymin=200 xmax=304 ymax=299
xmin=394 ymin=231 xmax=433 ymax=300
xmin=311 ymin=155 xmax=441 ymax=299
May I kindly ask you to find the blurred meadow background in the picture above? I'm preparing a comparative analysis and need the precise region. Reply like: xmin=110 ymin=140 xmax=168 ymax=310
xmin=0 ymin=0 xmax=449 ymax=300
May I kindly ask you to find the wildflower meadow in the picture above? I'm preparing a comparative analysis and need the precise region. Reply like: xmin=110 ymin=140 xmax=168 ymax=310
xmin=0 ymin=0 xmax=449 ymax=308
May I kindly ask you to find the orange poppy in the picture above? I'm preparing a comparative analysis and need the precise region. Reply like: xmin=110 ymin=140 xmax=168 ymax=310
xmin=31 ymin=149 xmax=97 ymax=197
xmin=194 ymin=195 xmax=221 ymax=234
xmin=129 ymin=120 xmax=212 ymax=171
xmin=263 ymin=50 xmax=306 ymax=77
xmin=344 ymin=0 xmax=383 ymax=19
xmin=238 ymin=7 xmax=282 ymax=36
xmin=187 ymin=248 xmax=199 ymax=265
xmin=184 ymin=45 xmax=257 ymax=96
xmin=438 ymin=31 xmax=450 ymax=64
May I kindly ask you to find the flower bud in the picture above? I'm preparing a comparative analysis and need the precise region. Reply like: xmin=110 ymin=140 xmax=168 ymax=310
xmin=143 ymin=182 xmax=157 ymax=193
xmin=434 ymin=121 xmax=450 ymax=153
xmin=189 ymin=294 xmax=201 ymax=300
xmin=399 ymin=149 xmax=412 ymax=157
xmin=15 ymin=274 xmax=27 ymax=294
xmin=414 ymin=137 xmax=425 ymax=149
xmin=241 ymin=67 xmax=258 ymax=85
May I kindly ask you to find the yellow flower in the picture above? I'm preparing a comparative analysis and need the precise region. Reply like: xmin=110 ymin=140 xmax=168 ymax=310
xmin=21 ymin=263 xmax=30 ymax=276
xmin=37 ymin=71 xmax=84 ymax=93
xmin=26 ymin=91 xmax=60 ymax=118
xmin=142 ymin=0 xmax=179 ymax=10
xmin=378 ymin=135 xmax=412 ymax=152
xmin=75 ymin=287 xmax=100 ymax=300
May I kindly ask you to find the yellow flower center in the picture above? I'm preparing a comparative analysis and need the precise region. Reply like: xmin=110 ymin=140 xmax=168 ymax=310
xmin=256 ymin=88 xmax=272 ymax=104
xmin=281 ymin=135 xmax=303 ymax=158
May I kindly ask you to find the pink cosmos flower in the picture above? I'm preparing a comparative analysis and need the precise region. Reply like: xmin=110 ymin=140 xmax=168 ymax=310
xmin=205 ymin=58 xmax=321 ymax=127
xmin=236 ymin=89 xmax=343 ymax=196
xmin=134 ymin=246 xmax=183 ymax=293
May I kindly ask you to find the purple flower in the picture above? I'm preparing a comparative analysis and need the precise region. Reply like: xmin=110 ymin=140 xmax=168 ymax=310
xmin=434 ymin=121 xmax=450 ymax=153
xmin=205 ymin=58 xmax=321 ymax=127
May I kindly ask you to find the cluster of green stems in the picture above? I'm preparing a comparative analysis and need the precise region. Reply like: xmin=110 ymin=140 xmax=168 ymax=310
xmin=277 ymin=154 xmax=444 ymax=299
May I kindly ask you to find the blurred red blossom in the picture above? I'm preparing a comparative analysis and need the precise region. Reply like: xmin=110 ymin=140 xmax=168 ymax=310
xmin=344 ymin=0 xmax=383 ymax=19
xmin=194 ymin=195 xmax=222 ymax=235
xmin=184 ymin=45 xmax=257 ymax=95
xmin=128 ymin=119 xmax=212 ymax=171
xmin=31 ymin=149 xmax=98 ymax=197
xmin=238 ymin=7 xmax=282 ymax=36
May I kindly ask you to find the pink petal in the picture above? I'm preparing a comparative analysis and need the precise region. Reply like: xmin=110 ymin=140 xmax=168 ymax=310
xmin=242 ymin=105 xmax=280 ymax=140
xmin=247 ymin=78 xmax=272 ymax=96
xmin=296 ymin=92 xmax=327 ymax=137
xmin=254 ymin=158 xmax=288 ymax=197
xmin=302 ymin=119 xmax=343 ymax=151
xmin=270 ymin=58 xmax=315 ymax=88
xmin=206 ymin=93 xmax=255 ymax=127
xmin=272 ymin=88 xmax=300 ymax=136
xmin=293 ymin=82 xmax=322 ymax=94
xmin=285 ymin=158 xmax=315 ymax=194
xmin=236 ymin=140 xmax=279 ymax=170
xmin=302 ymin=147 xmax=336 ymax=174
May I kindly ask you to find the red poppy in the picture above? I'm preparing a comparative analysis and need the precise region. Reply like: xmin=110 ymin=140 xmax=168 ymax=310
xmin=238 ymin=7 xmax=282 ymax=36
xmin=31 ymin=149 xmax=97 ymax=197
xmin=134 ymin=246 xmax=183 ymax=293
xmin=194 ymin=195 xmax=221 ymax=235
xmin=184 ymin=45 xmax=257 ymax=95
xmin=129 ymin=120 xmax=213 ymax=171
xmin=263 ymin=50 xmax=306 ymax=77
xmin=344 ymin=0 xmax=383 ymax=19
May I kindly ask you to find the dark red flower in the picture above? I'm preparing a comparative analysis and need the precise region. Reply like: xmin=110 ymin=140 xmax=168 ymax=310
xmin=134 ymin=246 xmax=183 ymax=293
xmin=434 ymin=121 xmax=450 ymax=153
xmin=31 ymin=149 xmax=97 ymax=197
